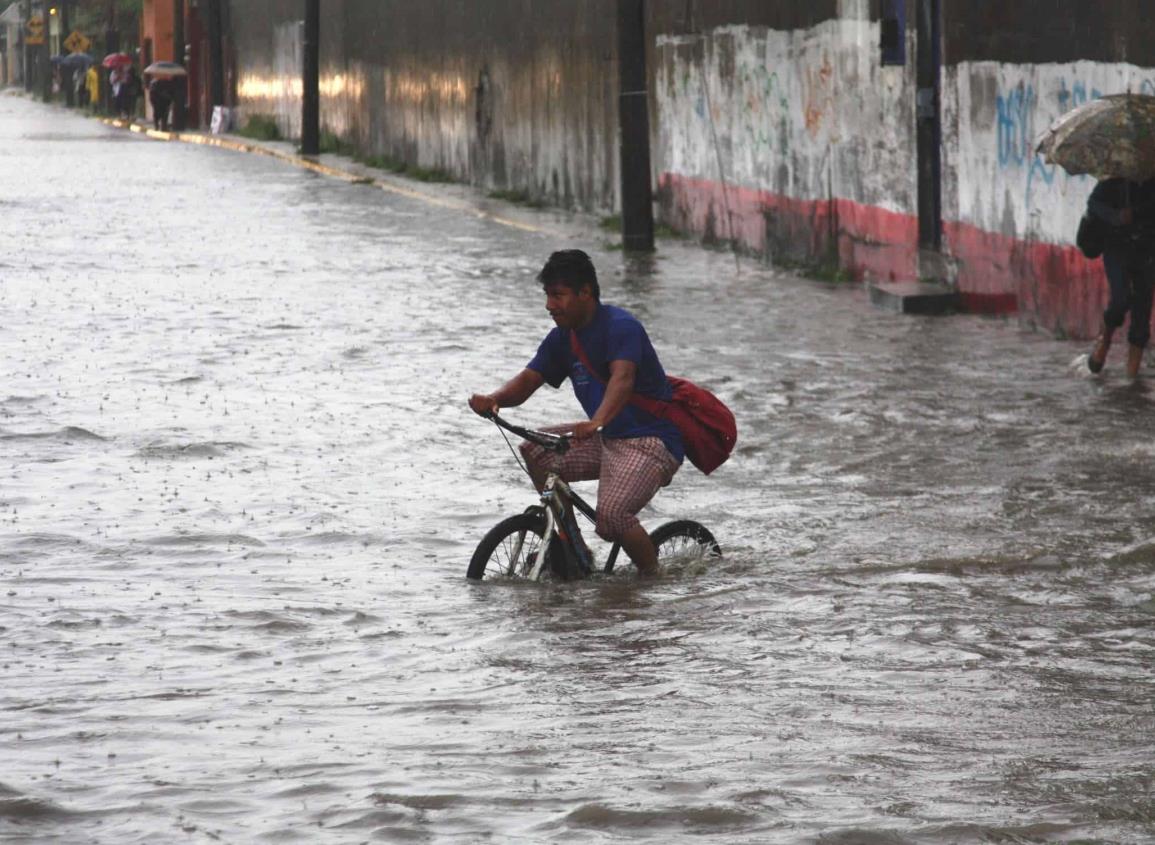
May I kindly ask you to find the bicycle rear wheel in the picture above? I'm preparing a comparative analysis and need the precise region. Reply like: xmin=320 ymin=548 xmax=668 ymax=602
xmin=649 ymin=520 xmax=721 ymax=567
xmin=467 ymin=511 xmax=546 ymax=581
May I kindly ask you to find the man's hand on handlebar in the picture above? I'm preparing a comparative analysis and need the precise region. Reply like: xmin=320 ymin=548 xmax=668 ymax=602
xmin=468 ymin=394 xmax=500 ymax=418
xmin=570 ymin=420 xmax=604 ymax=440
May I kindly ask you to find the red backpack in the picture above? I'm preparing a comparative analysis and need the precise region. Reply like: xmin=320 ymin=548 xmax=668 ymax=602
xmin=569 ymin=333 xmax=737 ymax=474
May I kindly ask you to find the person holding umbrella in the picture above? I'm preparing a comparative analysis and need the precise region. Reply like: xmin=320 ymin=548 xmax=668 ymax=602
xmin=1084 ymin=178 xmax=1155 ymax=376
xmin=1037 ymin=92 xmax=1155 ymax=376
xmin=143 ymin=62 xmax=187 ymax=132
xmin=102 ymin=53 xmax=133 ymax=118
xmin=147 ymin=76 xmax=174 ymax=131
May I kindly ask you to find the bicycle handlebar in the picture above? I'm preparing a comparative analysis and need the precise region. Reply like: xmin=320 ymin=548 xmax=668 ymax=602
xmin=486 ymin=413 xmax=570 ymax=454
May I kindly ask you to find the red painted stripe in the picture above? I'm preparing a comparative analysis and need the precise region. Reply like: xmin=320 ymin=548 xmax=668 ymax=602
xmin=942 ymin=221 xmax=1106 ymax=336
xmin=658 ymin=171 xmax=1112 ymax=337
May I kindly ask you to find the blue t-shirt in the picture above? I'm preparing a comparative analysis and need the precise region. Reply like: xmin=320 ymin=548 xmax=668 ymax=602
xmin=527 ymin=304 xmax=684 ymax=464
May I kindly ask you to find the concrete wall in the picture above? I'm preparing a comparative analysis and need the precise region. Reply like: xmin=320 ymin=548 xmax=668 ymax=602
xmin=227 ymin=1 xmax=1155 ymax=338
xmin=941 ymin=61 xmax=1155 ymax=335
xmin=652 ymin=2 xmax=919 ymax=278
xmin=655 ymin=1 xmax=1155 ymax=337
xmin=940 ymin=1 xmax=1155 ymax=335
xmin=232 ymin=0 xmax=618 ymax=213
xmin=229 ymin=1 xmax=841 ymax=217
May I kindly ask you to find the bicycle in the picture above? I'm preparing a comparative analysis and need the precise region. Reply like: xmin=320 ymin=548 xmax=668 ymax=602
xmin=467 ymin=414 xmax=721 ymax=581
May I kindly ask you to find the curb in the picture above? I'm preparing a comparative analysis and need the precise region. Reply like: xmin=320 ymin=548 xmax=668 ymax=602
xmin=98 ymin=116 xmax=549 ymax=236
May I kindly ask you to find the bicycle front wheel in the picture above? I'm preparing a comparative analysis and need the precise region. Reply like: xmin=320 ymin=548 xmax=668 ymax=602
xmin=649 ymin=520 xmax=721 ymax=567
xmin=467 ymin=511 xmax=547 ymax=581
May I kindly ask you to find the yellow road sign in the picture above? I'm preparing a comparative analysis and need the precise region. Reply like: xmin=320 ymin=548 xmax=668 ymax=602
xmin=64 ymin=31 xmax=91 ymax=54
xmin=26 ymin=16 xmax=44 ymax=46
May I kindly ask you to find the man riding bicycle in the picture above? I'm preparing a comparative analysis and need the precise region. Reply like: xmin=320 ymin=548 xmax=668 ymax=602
xmin=468 ymin=249 xmax=683 ymax=576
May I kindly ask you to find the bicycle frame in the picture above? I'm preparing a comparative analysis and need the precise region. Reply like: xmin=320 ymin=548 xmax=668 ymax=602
xmin=523 ymin=472 xmax=607 ymax=579
xmin=487 ymin=413 xmax=623 ymax=579
xmin=470 ymin=413 xmax=721 ymax=582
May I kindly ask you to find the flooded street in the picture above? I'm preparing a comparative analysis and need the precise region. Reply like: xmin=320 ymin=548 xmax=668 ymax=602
xmin=2 ymin=93 xmax=1154 ymax=843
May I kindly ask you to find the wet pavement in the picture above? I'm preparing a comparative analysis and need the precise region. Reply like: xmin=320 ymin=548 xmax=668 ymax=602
xmin=2 ymin=92 xmax=1154 ymax=844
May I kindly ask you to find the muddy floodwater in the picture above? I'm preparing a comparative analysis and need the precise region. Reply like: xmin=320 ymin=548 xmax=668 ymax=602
xmin=2 ymin=95 xmax=1154 ymax=843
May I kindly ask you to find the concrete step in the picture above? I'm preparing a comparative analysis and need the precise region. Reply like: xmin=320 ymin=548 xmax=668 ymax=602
xmin=868 ymin=281 xmax=959 ymax=315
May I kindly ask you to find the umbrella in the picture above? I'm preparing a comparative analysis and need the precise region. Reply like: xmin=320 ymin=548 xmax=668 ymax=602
xmin=60 ymin=52 xmax=95 ymax=69
xmin=1036 ymin=93 xmax=1155 ymax=182
xmin=143 ymin=61 xmax=187 ymax=78
xmin=102 ymin=52 xmax=132 ymax=69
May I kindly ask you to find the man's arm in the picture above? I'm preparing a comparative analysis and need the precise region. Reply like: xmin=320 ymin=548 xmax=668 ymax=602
xmin=572 ymin=359 xmax=637 ymax=439
xmin=468 ymin=368 xmax=545 ymax=417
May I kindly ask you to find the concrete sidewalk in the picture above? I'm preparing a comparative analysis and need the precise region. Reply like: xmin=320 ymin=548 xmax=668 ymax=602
xmin=99 ymin=113 xmax=965 ymax=316
xmin=98 ymin=114 xmax=602 ymax=244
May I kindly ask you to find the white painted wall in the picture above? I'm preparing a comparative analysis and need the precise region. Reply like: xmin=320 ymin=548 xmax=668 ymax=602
xmin=653 ymin=17 xmax=918 ymax=215
xmin=944 ymin=61 xmax=1155 ymax=247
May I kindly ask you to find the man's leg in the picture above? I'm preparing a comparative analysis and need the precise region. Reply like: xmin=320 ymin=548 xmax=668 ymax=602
xmin=518 ymin=423 xmax=601 ymax=491
xmin=618 ymin=523 xmax=660 ymax=576
xmin=518 ymin=425 xmax=601 ymax=562
xmin=595 ymin=437 xmax=679 ymax=576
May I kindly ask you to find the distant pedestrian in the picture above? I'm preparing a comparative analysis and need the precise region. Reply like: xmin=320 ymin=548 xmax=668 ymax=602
xmin=1086 ymin=178 xmax=1155 ymax=377
xmin=122 ymin=66 xmax=141 ymax=119
xmin=148 ymin=77 xmax=174 ymax=132
xmin=84 ymin=65 xmax=99 ymax=112
xmin=75 ymin=67 xmax=89 ymax=108
xmin=110 ymin=67 xmax=125 ymax=117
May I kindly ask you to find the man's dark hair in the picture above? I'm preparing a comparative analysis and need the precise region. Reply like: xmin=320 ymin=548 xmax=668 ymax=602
xmin=537 ymin=249 xmax=600 ymax=301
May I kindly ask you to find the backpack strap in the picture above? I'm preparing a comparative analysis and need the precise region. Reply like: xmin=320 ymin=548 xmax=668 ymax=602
xmin=568 ymin=330 xmax=669 ymax=419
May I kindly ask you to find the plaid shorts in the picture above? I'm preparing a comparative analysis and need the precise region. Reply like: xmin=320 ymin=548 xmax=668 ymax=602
xmin=520 ymin=427 xmax=679 ymax=542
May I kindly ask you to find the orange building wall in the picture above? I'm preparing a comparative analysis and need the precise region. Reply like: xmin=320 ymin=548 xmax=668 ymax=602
xmin=140 ymin=0 xmax=175 ymax=62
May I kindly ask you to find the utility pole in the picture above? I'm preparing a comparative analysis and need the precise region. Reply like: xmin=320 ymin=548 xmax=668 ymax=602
xmin=616 ymin=0 xmax=654 ymax=252
xmin=22 ymin=0 xmax=31 ymax=92
xmin=39 ymin=0 xmax=50 ymax=102
xmin=104 ymin=0 xmax=117 ymax=113
xmin=172 ymin=0 xmax=186 ymax=129
xmin=300 ymin=0 xmax=320 ymax=154
xmin=61 ymin=0 xmax=74 ymax=107
xmin=205 ymin=0 xmax=225 ymax=110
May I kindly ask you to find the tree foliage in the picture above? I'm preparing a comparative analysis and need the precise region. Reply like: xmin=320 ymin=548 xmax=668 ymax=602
xmin=69 ymin=0 xmax=143 ymax=51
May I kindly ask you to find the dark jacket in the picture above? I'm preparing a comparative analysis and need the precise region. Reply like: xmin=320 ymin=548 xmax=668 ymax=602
xmin=1088 ymin=178 xmax=1155 ymax=253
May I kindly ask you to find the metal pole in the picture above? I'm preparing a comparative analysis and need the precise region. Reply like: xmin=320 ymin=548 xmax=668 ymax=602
xmin=300 ymin=0 xmax=320 ymax=154
xmin=62 ymin=0 xmax=74 ymax=107
xmin=206 ymin=0 xmax=225 ymax=108
xmin=39 ymin=0 xmax=49 ymax=103
xmin=22 ymin=0 xmax=32 ymax=92
xmin=616 ymin=0 xmax=654 ymax=252
xmin=172 ymin=0 xmax=186 ymax=130
xmin=103 ymin=0 xmax=118 ymax=113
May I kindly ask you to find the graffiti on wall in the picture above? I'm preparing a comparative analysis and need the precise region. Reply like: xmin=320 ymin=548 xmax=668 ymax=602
xmin=993 ymin=72 xmax=1155 ymax=214
xmin=995 ymin=82 xmax=1037 ymax=169
xmin=656 ymin=27 xmax=847 ymax=191
xmin=995 ymin=80 xmax=1057 ymax=211
xmin=661 ymin=37 xmax=798 ymax=169
xmin=734 ymin=54 xmax=795 ymax=157
xmin=656 ymin=21 xmax=915 ymax=238
xmin=802 ymin=54 xmax=835 ymax=139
